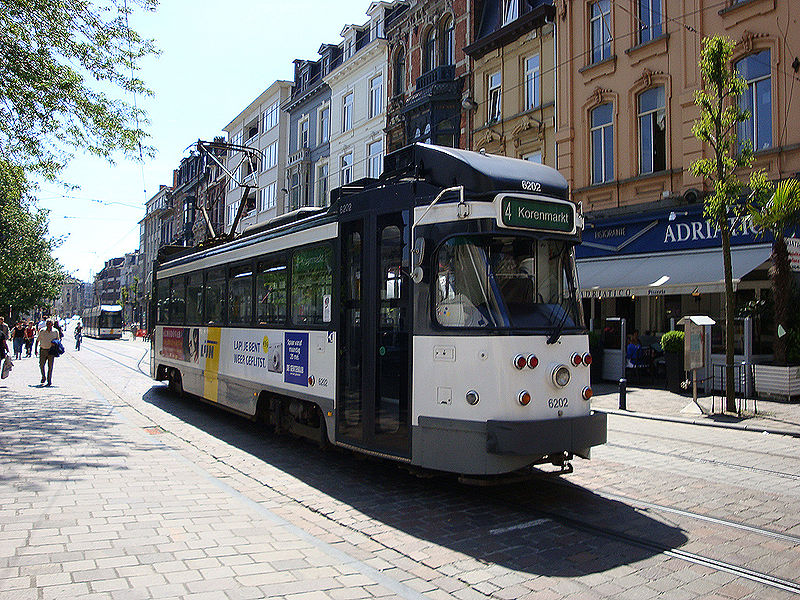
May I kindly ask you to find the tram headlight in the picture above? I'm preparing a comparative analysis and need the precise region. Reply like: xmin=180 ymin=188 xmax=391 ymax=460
xmin=552 ymin=365 xmax=571 ymax=388
xmin=518 ymin=390 xmax=531 ymax=406
xmin=465 ymin=390 xmax=480 ymax=405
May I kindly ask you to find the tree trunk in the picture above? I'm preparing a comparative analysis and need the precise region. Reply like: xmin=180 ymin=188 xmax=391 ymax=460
xmin=771 ymin=237 xmax=790 ymax=366
xmin=721 ymin=222 xmax=737 ymax=412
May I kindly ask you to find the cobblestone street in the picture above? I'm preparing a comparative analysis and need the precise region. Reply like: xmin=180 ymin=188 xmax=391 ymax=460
xmin=2 ymin=336 xmax=799 ymax=599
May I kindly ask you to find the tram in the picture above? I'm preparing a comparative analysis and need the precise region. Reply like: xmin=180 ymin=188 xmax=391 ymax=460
xmin=82 ymin=305 xmax=124 ymax=339
xmin=150 ymin=143 xmax=606 ymax=476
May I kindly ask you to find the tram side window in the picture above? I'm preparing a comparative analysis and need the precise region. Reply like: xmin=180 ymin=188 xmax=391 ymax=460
xmin=170 ymin=277 xmax=186 ymax=325
xmin=157 ymin=279 xmax=170 ymax=323
xmin=291 ymin=245 xmax=333 ymax=326
xmin=205 ymin=268 xmax=226 ymax=325
xmin=228 ymin=264 xmax=253 ymax=325
xmin=186 ymin=273 xmax=203 ymax=325
xmin=256 ymin=257 xmax=287 ymax=325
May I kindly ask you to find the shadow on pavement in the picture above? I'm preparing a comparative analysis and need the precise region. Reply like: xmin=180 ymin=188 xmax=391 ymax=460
xmin=143 ymin=385 xmax=688 ymax=577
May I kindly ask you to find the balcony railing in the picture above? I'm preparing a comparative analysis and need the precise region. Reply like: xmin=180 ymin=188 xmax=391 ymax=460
xmin=415 ymin=64 xmax=455 ymax=90
xmin=288 ymin=147 xmax=311 ymax=167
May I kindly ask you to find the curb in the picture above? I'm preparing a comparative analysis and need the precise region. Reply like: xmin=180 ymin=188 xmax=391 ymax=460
xmin=598 ymin=408 xmax=800 ymax=439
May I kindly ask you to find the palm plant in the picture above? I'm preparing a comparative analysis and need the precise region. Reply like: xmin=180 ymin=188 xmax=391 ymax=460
xmin=749 ymin=176 xmax=800 ymax=365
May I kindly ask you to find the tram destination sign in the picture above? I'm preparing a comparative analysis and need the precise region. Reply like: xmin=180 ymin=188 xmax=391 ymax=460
xmin=500 ymin=196 xmax=575 ymax=233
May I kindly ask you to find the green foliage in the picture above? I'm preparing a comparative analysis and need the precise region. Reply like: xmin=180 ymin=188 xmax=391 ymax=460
xmin=0 ymin=0 xmax=159 ymax=178
xmin=0 ymin=161 xmax=65 ymax=313
xmin=689 ymin=36 xmax=756 ymax=224
xmin=660 ymin=330 xmax=685 ymax=354
xmin=748 ymin=176 xmax=800 ymax=237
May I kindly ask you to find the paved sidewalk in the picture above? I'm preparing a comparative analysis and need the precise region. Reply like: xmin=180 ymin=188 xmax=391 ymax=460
xmin=591 ymin=380 xmax=800 ymax=437
xmin=0 ymin=344 xmax=430 ymax=600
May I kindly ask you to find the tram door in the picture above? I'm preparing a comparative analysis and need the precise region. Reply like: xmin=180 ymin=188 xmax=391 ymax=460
xmin=338 ymin=212 xmax=410 ymax=457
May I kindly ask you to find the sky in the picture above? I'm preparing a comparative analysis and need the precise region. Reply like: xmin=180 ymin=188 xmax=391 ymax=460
xmin=35 ymin=0 xmax=374 ymax=282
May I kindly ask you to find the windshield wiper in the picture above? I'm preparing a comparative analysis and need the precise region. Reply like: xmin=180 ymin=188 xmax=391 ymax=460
xmin=546 ymin=303 xmax=569 ymax=344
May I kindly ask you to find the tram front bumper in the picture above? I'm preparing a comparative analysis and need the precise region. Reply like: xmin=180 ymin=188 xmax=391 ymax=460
xmin=486 ymin=411 xmax=607 ymax=456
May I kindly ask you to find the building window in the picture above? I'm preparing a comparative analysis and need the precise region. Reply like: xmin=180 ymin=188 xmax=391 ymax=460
xmin=319 ymin=106 xmax=330 ymax=143
xmin=317 ymin=163 xmax=329 ymax=206
xmin=264 ymin=141 xmax=278 ymax=170
xmin=590 ymin=0 xmax=612 ymax=64
xmin=502 ymin=0 xmax=519 ymax=25
xmin=523 ymin=150 xmax=542 ymax=163
xmin=367 ymin=140 xmax=383 ymax=178
xmin=524 ymin=54 xmax=540 ymax=110
xmin=369 ymin=74 xmax=383 ymax=118
xmin=340 ymin=152 xmax=353 ymax=185
xmin=737 ymin=50 xmax=772 ymax=152
xmin=487 ymin=71 xmax=501 ymax=123
xmin=424 ymin=27 xmax=436 ymax=73
xmin=259 ymin=182 xmax=276 ymax=211
xmin=638 ymin=0 xmax=662 ymax=44
xmin=342 ymin=91 xmax=353 ymax=132
xmin=394 ymin=48 xmax=405 ymax=96
xmin=262 ymin=101 xmax=279 ymax=132
xmin=590 ymin=103 xmax=613 ymax=184
xmin=299 ymin=117 xmax=309 ymax=149
xmin=441 ymin=16 xmax=454 ymax=66
xmin=638 ymin=86 xmax=666 ymax=174
xmin=289 ymin=170 xmax=301 ymax=210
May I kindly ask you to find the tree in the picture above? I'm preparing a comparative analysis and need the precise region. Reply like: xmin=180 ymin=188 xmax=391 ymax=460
xmin=0 ymin=161 xmax=64 ymax=316
xmin=749 ymin=176 xmax=800 ymax=365
xmin=0 ymin=0 xmax=158 ymax=179
xmin=689 ymin=36 xmax=770 ymax=412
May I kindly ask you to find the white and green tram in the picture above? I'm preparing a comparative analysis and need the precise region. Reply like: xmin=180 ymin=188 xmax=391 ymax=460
xmin=150 ymin=143 xmax=606 ymax=476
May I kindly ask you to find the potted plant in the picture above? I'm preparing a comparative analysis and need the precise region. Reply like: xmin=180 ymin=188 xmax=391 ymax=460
xmin=661 ymin=330 xmax=685 ymax=393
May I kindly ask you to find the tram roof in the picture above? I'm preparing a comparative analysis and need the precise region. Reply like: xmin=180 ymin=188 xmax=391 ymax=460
xmin=381 ymin=143 xmax=569 ymax=201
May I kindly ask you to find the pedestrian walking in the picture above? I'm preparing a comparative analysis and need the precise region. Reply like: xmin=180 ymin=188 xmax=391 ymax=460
xmin=36 ymin=320 xmax=60 ymax=386
xmin=0 ymin=317 xmax=9 ymax=341
xmin=12 ymin=321 xmax=25 ymax=360
xmin=74 ymin=323 xmax=82 ymax=350
xmin=24 ymin=321 xmax=35 ymax=357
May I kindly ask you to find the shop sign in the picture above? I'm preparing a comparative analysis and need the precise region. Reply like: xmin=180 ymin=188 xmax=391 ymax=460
xmin=578 ymin=205 xmax=764 ymax=259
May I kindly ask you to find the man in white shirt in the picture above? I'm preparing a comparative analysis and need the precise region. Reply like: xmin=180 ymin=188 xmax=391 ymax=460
xmin=37 ymin=320 xmax=60 ymax=386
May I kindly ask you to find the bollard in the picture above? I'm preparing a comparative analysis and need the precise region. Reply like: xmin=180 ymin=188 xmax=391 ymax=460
xmin=619 ymin=378 xmax=627 ymax=410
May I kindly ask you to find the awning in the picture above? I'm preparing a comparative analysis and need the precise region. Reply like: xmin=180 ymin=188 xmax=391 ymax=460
xmin=577 ymin=245 xmax=771 ymax=299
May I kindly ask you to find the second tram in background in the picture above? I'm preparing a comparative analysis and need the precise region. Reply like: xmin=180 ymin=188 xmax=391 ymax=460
xmin=82 ymin=305 xmax=123 ymax=339
xmin=149 ymin=143 xmax=607 ymax=477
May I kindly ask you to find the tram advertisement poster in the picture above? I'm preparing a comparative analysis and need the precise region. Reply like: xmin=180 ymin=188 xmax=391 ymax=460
xmin=161 ymin=327 xmax=185 ymax=361
xmin=284 ymin=332 xmax=309 ymax=386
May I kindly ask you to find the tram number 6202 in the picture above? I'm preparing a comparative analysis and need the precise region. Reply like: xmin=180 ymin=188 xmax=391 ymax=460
xmin=548 ymin=397 xmax=568 ymax=409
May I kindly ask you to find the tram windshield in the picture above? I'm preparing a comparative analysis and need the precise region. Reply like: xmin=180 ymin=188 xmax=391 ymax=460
xmin=99 ymin=311 xmax=123 ymax=329
xmin=435 ymin=236 xmax=583 ymax=331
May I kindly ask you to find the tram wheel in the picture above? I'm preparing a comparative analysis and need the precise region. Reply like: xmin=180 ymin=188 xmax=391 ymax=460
xmin=168 ymin=369 xmax=183 ymax=397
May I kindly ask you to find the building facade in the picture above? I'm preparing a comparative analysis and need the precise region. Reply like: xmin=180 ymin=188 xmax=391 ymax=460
xmin=325 ymin=3 xmax=394 ymax=189
xmin=465 ymin=0 xmax=556 ymax=164
xmin=94 ymin=257 xmax=124 ymax=307
xmin=223 ymin=80 xmax=293 ymax=234
xmin=554 ymin=0 xmax=800 ymax=355
xmin=384 ymin=0 xmax=471 ymax=152
xmin=139 ymin=185 xmax=171 ymax=329
xmin=53 ymin=276 xmax=83 ymax=319
xmin=120 ymin=250 xmax=141 ymax=325
xmin=284 ymin=53 xmax=333 ymax=209
xmin=193 ymin=137 xmax=228 ymax=244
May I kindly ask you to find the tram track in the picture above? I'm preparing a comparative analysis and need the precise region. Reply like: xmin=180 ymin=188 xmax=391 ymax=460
xmin=605 ymin=440 xmax=800 ymax=481
xmin=608 ymin=425 xmax=800 ymax=461
xmin=73 ymin=343 xmax=800 ymax=596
